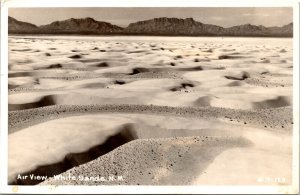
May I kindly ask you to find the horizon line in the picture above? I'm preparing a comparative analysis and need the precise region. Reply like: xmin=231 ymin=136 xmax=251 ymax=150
xmin=8 ymin=15 xmax=293 ymax=29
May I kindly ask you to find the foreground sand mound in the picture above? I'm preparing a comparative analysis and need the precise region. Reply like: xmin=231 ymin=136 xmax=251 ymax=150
xmin=8 ymin=107 xmax=292 ymax=185
xmin=10 ymin=123 xmax=137 ymax=185
xmin=41 ymin=136 xmax=251 ymax=185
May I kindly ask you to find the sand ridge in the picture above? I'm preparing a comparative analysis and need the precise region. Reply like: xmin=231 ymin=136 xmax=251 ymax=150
xmin=8 ymin=104 xmax=293 ymax=134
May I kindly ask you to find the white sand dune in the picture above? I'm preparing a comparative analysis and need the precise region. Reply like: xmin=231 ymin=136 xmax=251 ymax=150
xmin=9 ymin=113 xmax=292 ymax=185
xmin=8 ymin=36 xmax=293 ymax=186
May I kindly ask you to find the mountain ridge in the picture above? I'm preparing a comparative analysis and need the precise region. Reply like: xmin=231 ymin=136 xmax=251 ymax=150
xmin=38 ymin=17 xmax=123 ymax=34
xmin=8 ymin=16 xmax=293 ymax=37
xmin=8 ymin=16 xmax=39 ymax=33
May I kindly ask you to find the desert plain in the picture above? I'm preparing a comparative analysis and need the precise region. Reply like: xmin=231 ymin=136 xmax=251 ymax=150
xmin=7 ymin=36 xmax=293 ymax=185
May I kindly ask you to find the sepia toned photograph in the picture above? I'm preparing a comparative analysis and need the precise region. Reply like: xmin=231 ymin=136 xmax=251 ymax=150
xmin=1 ymin=3 xmax=299 ymax=194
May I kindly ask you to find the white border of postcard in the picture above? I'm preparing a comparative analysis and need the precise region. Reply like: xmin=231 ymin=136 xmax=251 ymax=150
xmin=0 ymin=0 xmax=299 ymax=194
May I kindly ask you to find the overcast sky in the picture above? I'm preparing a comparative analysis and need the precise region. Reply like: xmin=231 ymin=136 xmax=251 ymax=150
xmin=8 ymin=7 xmax=292 ymax=28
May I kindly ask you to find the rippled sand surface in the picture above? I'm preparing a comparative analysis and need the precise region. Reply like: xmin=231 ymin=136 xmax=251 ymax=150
xmin=8 ymin=36 xmax=293 ymax=185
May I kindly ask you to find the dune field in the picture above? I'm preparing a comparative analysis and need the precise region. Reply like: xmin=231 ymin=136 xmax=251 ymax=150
xmin=8 ymin=36 xmax=293 ymax=185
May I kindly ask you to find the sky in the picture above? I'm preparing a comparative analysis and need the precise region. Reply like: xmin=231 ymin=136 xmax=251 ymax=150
xmin=8 ymin=7 xmax=292 ymax=28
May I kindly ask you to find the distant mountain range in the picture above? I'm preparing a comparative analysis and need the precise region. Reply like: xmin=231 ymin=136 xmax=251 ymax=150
xmin=8 ymin=16 xmax=293 ymax=37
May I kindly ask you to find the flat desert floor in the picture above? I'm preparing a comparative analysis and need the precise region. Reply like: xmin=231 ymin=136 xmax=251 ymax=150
xmin=8 ymin=36 xmax=293 ymax=185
